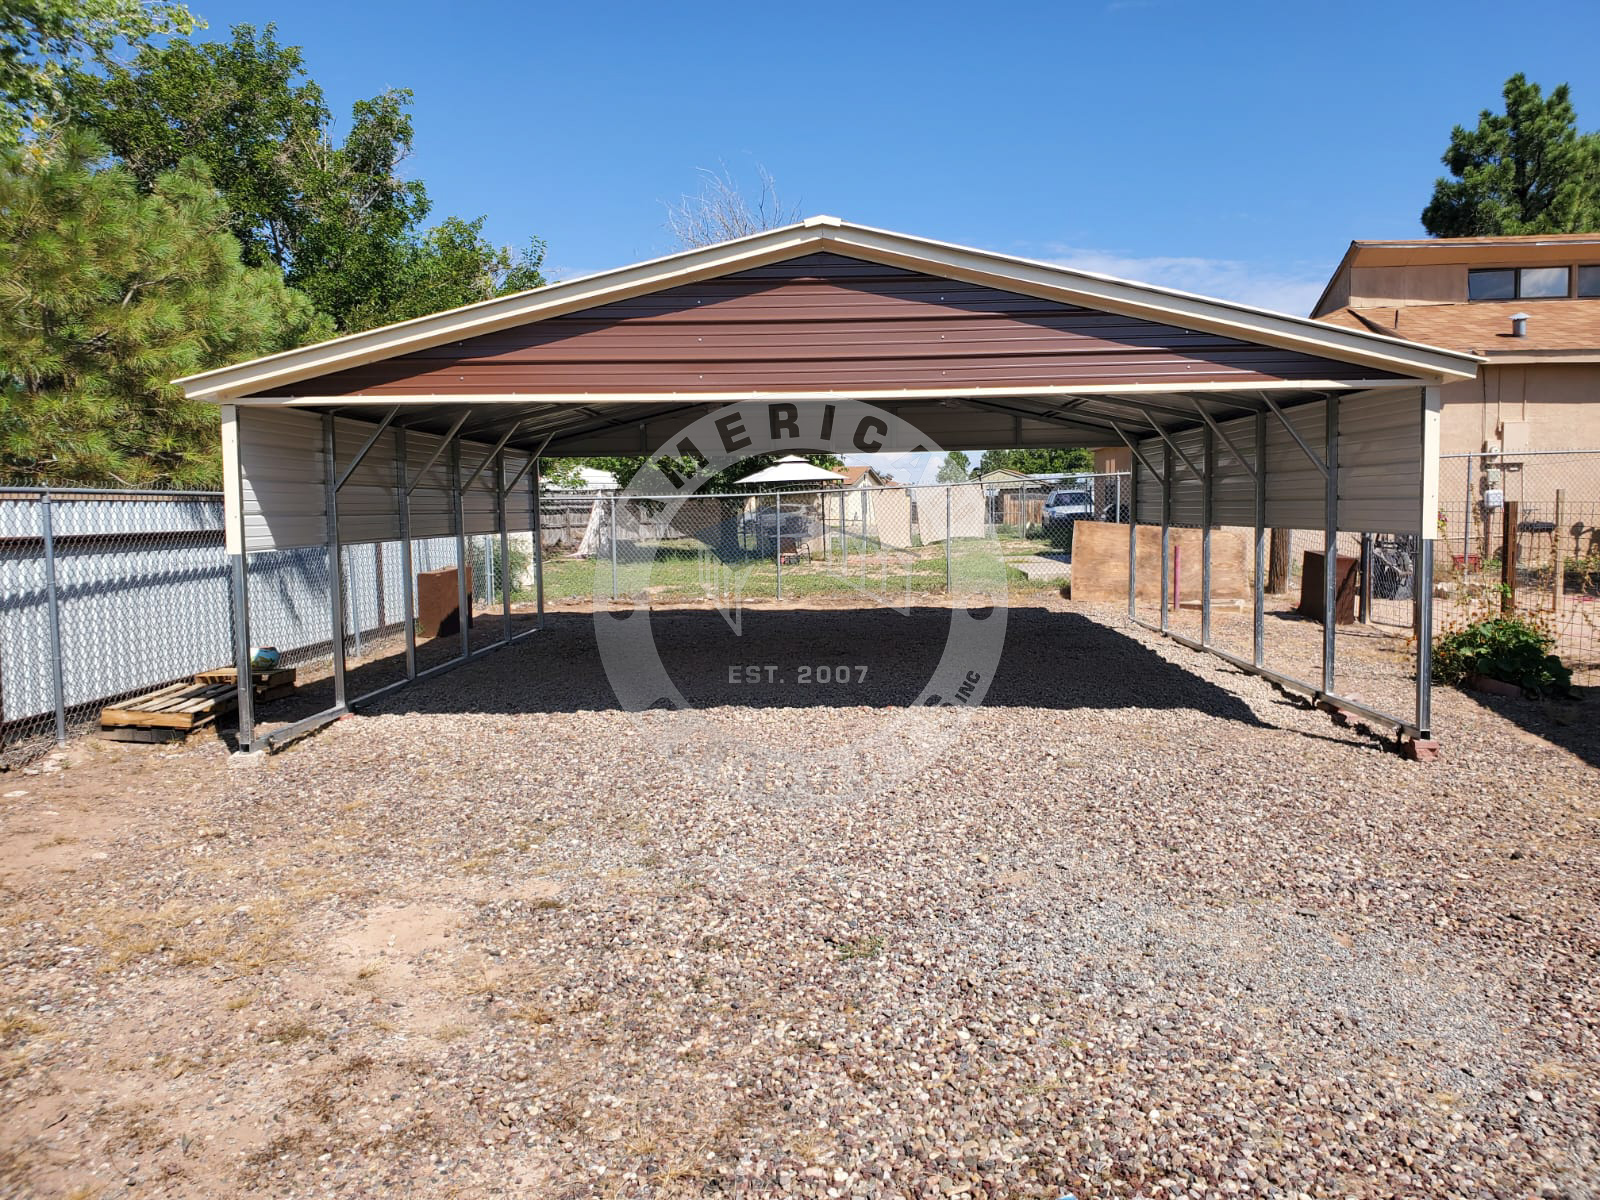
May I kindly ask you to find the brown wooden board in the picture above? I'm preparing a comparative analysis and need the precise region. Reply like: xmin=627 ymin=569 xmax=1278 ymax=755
xmin=1070 ymin=521 xmax=1249 ymax=604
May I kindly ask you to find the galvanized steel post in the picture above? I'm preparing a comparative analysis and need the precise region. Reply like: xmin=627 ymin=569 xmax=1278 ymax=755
xmin=1201 ymin=425 xmax=1214 ymax=647
xmin=775 ymin=491 xmax=783 ymax=601
xmin=224 ymin=407 xmax=257 ymax=748
xmin=1322 ymin=396 xmax=1339 ymax=696
xmin=1416 ymin=540 xmax=1435 ymax=737
xmin=1127 ymin=456 xmax=1138 ymax=621
xmin=1253 ymin=412 xmax=1266 ymax=668
xmin=396 ymin=429 xmax=416 ymax=680
xmin=451 ymin=439 xmax=470 ymax=660
xmin=531 ymin=458 xmax=545 ymax=629
xmin=1160 ymin=444 xmax=1172 ymax=633
xmin=38 ymin=493 xmax=68 ymax=744
xmin=497 ymin=453 xmax=511 ymax=643
xmin=323 ymin=413 xmax=348 ymax=707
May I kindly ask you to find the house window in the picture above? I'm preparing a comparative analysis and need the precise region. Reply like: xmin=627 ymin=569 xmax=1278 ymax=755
xmin=1467 ymin=266 xmax=1571 ymax=300
xmin=1467 ymin=268 xmax=1516 ymax=300
xmin=1579 ymin=265 xmax=1600 ymax=297
xmin=1519 ymin=266 xmax=1569 ymax=298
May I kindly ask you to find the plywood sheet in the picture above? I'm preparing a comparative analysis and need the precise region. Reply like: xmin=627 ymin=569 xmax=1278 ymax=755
xmin=1070 ymin=522 xmax=1249 ymax=603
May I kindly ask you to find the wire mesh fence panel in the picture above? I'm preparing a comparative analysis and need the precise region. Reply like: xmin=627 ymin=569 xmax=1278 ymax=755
xmin=1 ymin=490 xmax=234 ymax=764
xmin=1437 ymin=451 xmax=1600 ymax=687
xmin=1325 ymin=528 xmax=1424 ymax=728
xmin=243 ymin=544 xmax=337 ymax=731
xmin=1 ymin=494 xmax=59 ymax=762
xmin=337 ymin=541 xmax=407 ymax=703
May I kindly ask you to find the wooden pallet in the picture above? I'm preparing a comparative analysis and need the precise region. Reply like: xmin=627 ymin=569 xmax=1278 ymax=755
xmin=100 ymin=680 xmax=238 ymax=739
xmin=193 ymin=666 xmax=296 ymax=691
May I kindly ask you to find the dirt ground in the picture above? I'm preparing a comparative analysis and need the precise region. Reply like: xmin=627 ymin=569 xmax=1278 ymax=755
xmin=1 ymin=596 xmax=1597 ymax=1199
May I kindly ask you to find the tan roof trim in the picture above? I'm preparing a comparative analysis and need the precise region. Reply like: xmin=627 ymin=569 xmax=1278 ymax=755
xmin=178 ymin=217 xmax=1481 ymax=402
xmin=229 ymin=380 xmax=1424 ymax=409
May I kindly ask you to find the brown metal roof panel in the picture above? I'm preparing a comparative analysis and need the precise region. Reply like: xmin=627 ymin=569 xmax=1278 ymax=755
xmin=269 ymin=251 xmax=1403 ymax=398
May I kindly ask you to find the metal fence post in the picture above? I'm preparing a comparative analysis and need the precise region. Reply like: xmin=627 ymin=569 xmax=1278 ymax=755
xmin=1463 ymin=454 xmax=1474 ymax=571
xmin=945 ymin=484 xmax=953 ymax=594
xmin=609 ymin=495 xmax=619 ymax=601
xmin=840 ymin=487 xmax=848 ymax=566
xmin=775 ymin=491 xmax=783 ymax=601
xmin=38 ymin=493 xmax=68 ymax=745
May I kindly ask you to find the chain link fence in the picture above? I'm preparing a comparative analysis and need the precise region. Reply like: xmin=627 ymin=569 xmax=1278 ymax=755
xmin=1435 ymin=450 xmax=1600 ymax=687
xmin=534 ymin=474 xmax=1131 ymax=607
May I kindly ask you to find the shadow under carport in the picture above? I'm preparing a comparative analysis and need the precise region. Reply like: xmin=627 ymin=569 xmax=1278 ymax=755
xmin=357 ymin=605 xmax=1273 ymax=729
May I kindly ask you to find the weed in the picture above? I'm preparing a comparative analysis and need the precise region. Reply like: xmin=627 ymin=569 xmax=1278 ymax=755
xmin=836 ymin=935 xmax=885 ymax=961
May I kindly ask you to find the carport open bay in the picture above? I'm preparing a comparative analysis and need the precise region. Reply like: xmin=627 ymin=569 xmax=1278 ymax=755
xmin=1 ymin=599 xmax=1596 ymax=1198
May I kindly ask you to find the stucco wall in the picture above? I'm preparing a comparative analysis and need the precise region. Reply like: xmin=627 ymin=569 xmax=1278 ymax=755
xmin=1441 ymin=363 xmax=1600 ymax=454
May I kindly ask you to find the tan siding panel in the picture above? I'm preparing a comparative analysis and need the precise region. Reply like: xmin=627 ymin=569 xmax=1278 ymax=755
xmin=240 ymin=407 xmax=325 ymax=552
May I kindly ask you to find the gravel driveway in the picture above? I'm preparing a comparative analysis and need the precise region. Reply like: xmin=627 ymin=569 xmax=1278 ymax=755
xmin=2 ymin=597 xmax=1597 ymax=1199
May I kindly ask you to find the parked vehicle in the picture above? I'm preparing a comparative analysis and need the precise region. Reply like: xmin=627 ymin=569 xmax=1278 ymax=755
xmin=742 ymin=508 xmax=819 ymax=555
xmin=1042 ymin=489 xmax=1095 ymax=530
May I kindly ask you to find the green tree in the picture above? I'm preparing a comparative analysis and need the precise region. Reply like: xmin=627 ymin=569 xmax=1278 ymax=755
xmin=343 ymin=215 xmax=545 ymax=330
xmin=936 ymin=450 xmax=971 ymax=482
xmin=67 ymin=24 xmax=544 ymax=330
xmin=976 ymin=448 xmax=1092 ymax=477
xmin=1422 ymin=73 xmax=1600 ymax=236
xmin=0 ymin=131 xmax=330 ymax=486
xmin=0 ymin=0 xmax=199 ymax=144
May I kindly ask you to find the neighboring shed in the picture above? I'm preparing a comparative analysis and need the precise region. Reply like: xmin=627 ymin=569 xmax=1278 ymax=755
xmin=176 ymin=217 xmax=1479 ymax=754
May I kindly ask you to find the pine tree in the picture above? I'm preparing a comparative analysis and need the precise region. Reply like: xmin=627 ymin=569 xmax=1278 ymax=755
xmin=0 ymin=131 xmax=331 ymax=486
xmin=1423 ymin=74 xmax=1600 ymax=236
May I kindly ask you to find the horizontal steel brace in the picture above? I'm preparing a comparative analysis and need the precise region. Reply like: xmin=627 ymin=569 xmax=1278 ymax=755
xmin=1132 ymin=618 xmax=1425 ymax=741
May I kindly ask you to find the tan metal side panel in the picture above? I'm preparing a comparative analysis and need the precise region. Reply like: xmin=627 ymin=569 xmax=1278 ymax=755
xmin=1134 ymin=442 xmax=1163 ymax=525
xmin=1168 ymin=427 xmax=1205 ymax=527
xmin=1209 ymin=411 xmax=1259 ymax=528
xmin=331 ymin=416 xmax=400 ymax=546
xmin=1263 ymin=399 xmax=1326 ymax=530
xmin=459 ymin=441 xmax=498 ymax=536
xmin=406 ymin=429 xmax=454 ymax=540
xmin=1338 ymin=388 xmax=1423 ymax=534
xmin=502 ymin=452 xmax=533 ymax=533
xmin=239 ymin=406 xmax=326 ymax=552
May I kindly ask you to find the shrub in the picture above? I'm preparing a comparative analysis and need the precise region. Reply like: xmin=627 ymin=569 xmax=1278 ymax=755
xmin=1433 ymin=616 xmax=1573 ymax=695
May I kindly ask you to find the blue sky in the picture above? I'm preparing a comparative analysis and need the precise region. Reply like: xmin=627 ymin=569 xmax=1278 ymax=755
xmin=184 ymin=0 xmax=1600 ymax=312
xmin=171 ymin=0 xmax=1600 ymax=480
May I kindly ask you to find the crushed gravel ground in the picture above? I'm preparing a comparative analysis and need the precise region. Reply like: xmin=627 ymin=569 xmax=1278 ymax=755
xmin=2 ymin=596 xmax=1597 ymax=1199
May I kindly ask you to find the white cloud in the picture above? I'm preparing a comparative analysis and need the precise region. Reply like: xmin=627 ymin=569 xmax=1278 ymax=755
xmin=1040 ymin=245 xmax=1328 ymax=317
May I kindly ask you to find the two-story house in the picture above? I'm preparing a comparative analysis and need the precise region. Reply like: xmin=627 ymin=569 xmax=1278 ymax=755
xmin=1311 ymin=234 xmax=1600 ymax=456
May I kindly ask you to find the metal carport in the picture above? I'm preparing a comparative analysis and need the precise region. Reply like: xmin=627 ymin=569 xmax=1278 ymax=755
xmin=177 ymin=217 xmax=1480 ymax=754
